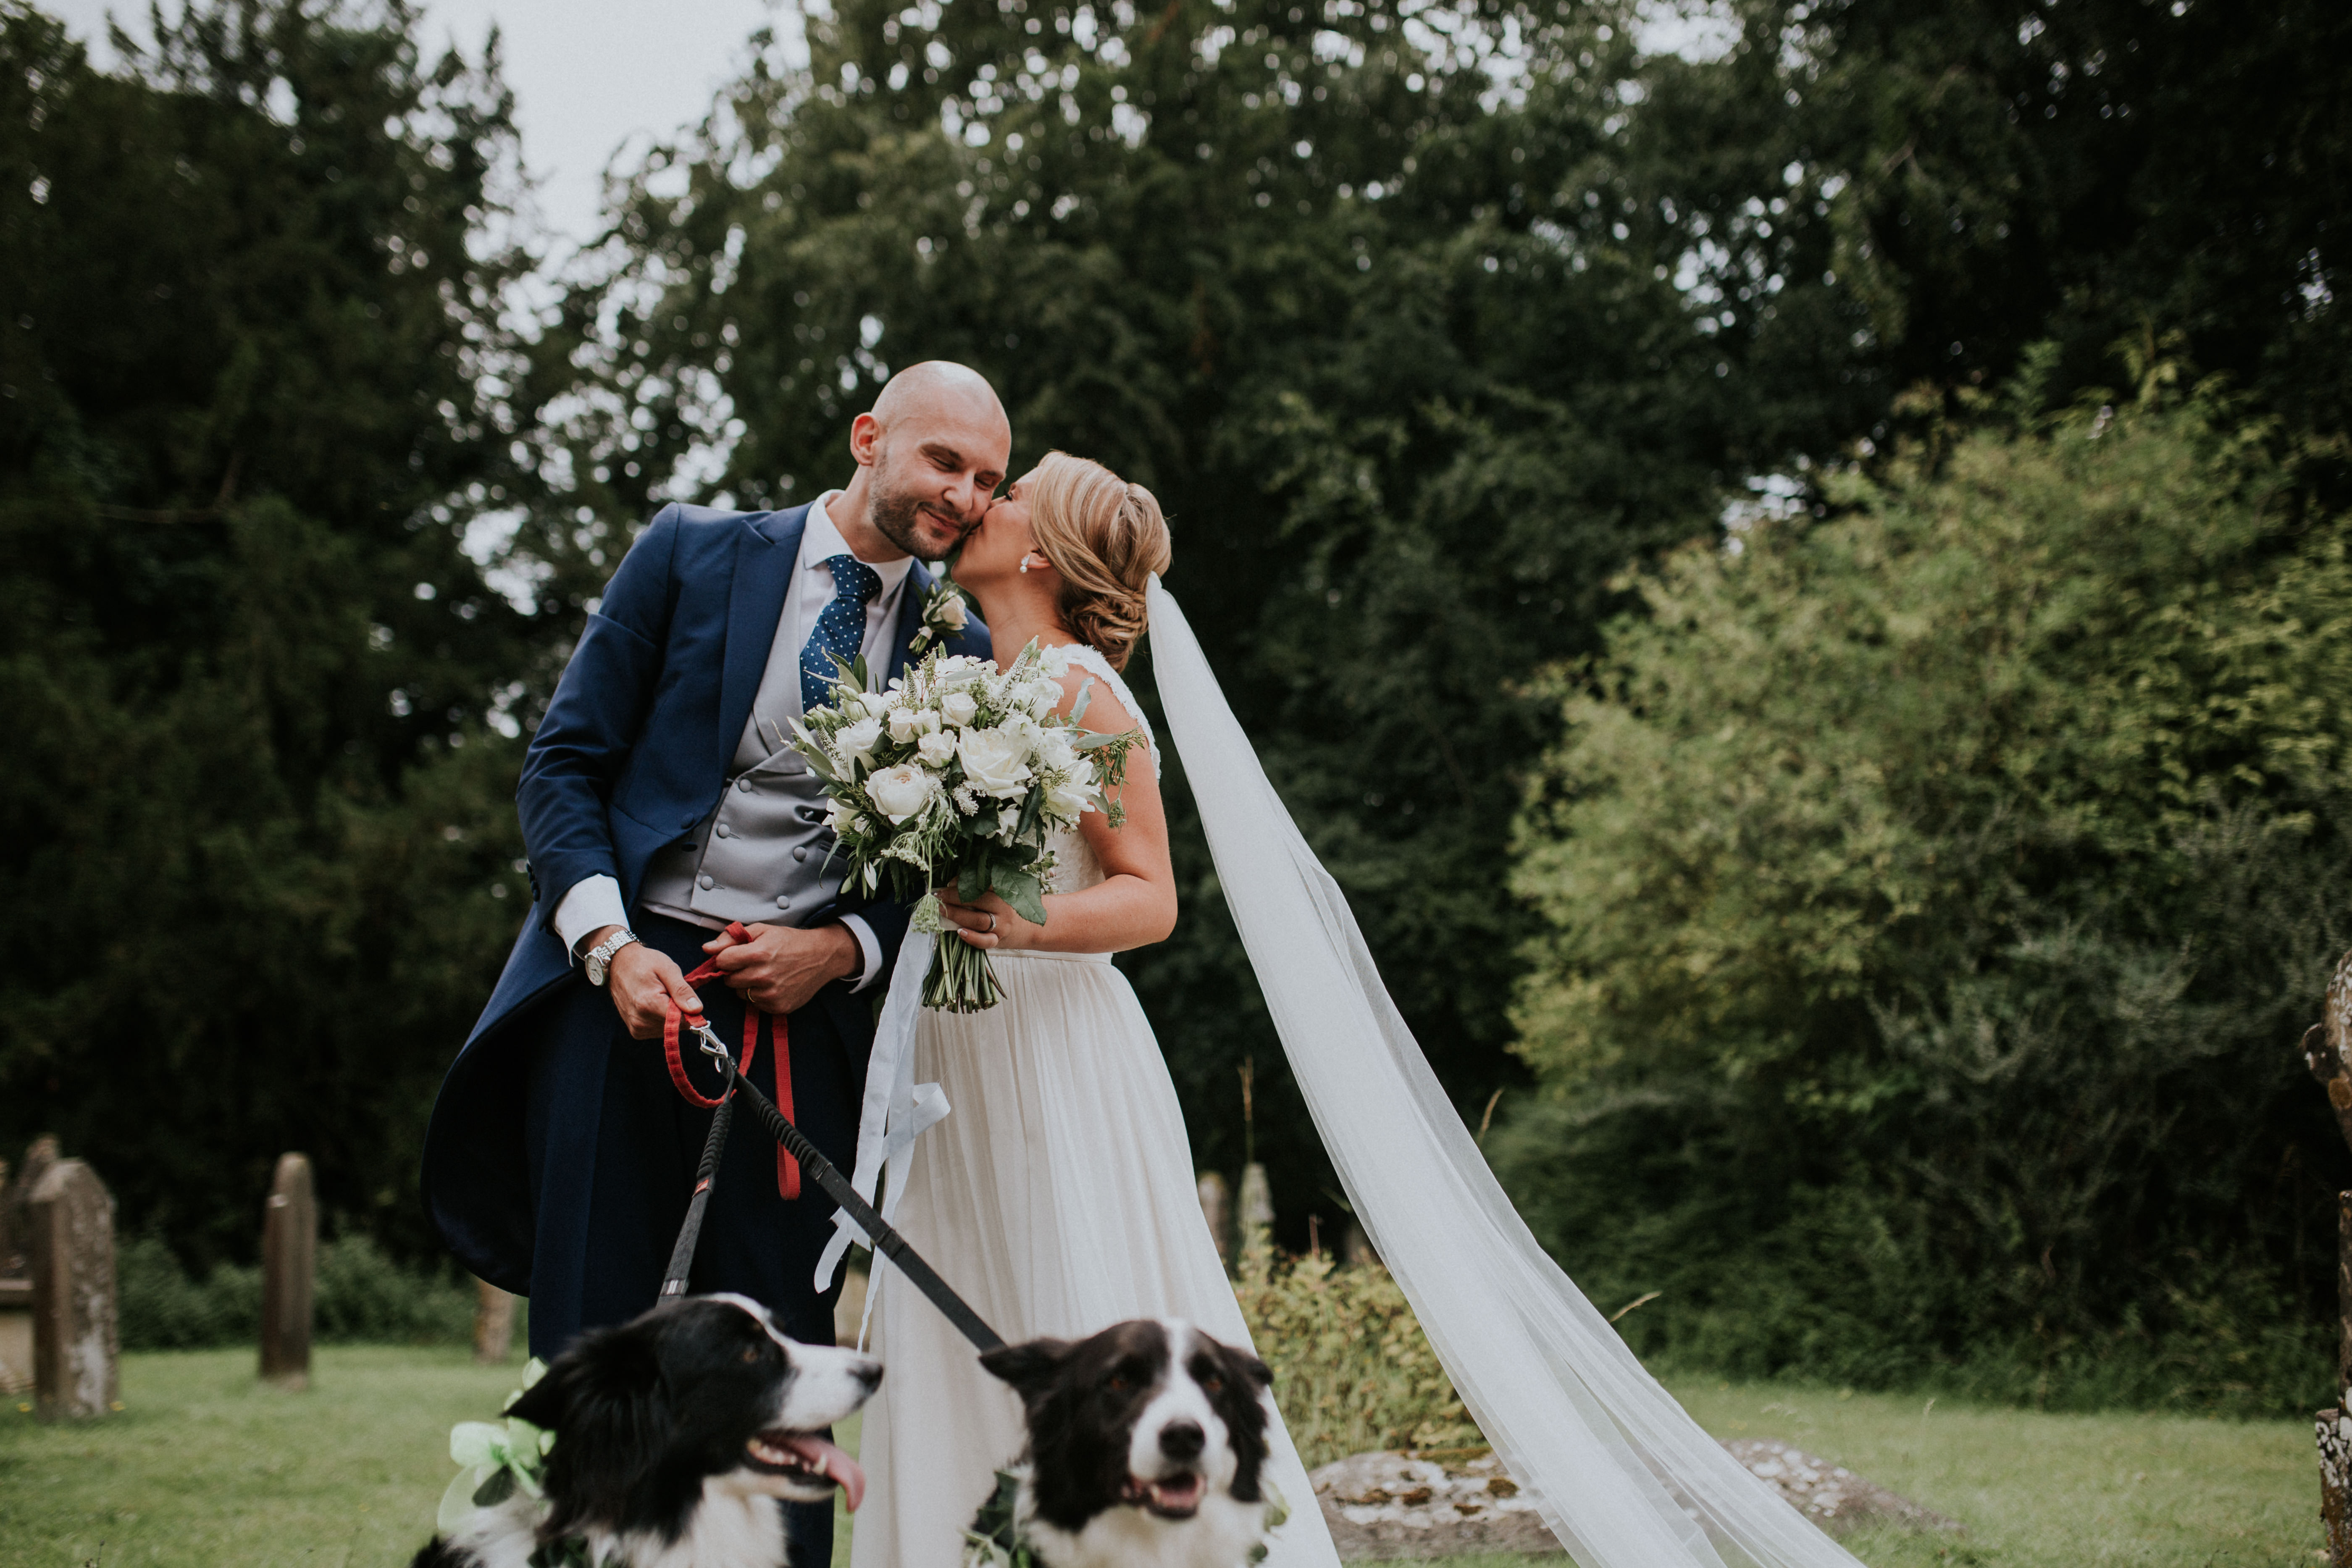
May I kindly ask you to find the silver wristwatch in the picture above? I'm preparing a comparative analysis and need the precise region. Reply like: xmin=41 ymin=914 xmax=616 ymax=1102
xmin=582 ymin=929 xmax=640 ymax=988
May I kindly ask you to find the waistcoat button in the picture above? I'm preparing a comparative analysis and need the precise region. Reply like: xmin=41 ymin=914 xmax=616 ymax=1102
xmin=716 ymin=823 xmax=733 ymax=838
xmin=697 ymin=874 xmax=715 ymax=890
xmin=793 ymin=846 xmax=808 ymax=863
xmin=736 ymin=777 xmax=752 ymax=793
xmin=775 ymin=894 xmax=791 ymax=907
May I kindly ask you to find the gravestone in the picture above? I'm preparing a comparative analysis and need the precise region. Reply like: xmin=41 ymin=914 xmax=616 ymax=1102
xmin=259 ymin=1153 xmax=315 ymax=1389
xmin=29 ymin=1159 xmax=117 ymax=1421
xmin=2302 ymin=946 xmax=2352 ymax=1564
xmin=473 ymin=1278 xmax=516 ymax=1364
xmin=1196 ymin=1172 xmax=1233 ymax=1274
xmin=1238 ymin=1162 xmax=1275 ymax=1283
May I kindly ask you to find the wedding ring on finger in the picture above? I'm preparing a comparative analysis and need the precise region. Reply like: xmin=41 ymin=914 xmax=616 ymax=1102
xmin=986 ymin=912 xmax=998 ymax=933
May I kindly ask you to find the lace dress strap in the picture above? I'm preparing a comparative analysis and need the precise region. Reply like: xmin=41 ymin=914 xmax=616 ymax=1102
xmin=1045 ymin=642 xmax=1162 ymax=778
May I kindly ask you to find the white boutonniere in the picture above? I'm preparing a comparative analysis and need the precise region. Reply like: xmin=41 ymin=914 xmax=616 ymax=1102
xmin=910 ymin=578 xmax=972 ymax=654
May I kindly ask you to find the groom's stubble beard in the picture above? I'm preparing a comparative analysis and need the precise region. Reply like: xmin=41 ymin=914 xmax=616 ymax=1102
xmin=865 ymin=441 xmax=974 ymax=559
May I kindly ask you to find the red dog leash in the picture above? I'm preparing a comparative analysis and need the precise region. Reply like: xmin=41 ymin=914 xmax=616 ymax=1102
xmin=662 ymin=921 xmax=799 ymax=1199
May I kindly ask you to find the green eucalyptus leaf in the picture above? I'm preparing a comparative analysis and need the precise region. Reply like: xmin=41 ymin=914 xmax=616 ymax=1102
xmin=993 ymin=866 xmax=1047 ymax=926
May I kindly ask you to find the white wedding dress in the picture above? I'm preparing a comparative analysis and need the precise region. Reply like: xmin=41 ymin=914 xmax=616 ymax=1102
xmin=849 ymin=643 xmax=1342 ymax=1568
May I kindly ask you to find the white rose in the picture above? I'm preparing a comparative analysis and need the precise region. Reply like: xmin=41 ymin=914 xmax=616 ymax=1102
xmin=940 ymin=689 xmax=979 ymax=728
xmin=866 ymin=764 xmax=937 ymax=823
xmin=888 ymin=707 xmax=921 ymax=743
xmin=1034 ymin=725 xmax=1079 ymax=772
xmin=933 ymin=592 xmax=970 ymax=630
xmin=833 ymin=716 xmax=883 ymax=767
xmin=916 ymin=729 xmax=957 ymax=766
xmin=958 ymin=728 xmax=1034 ymax=798
xmin=1047 ymin=757 xmax=1098 ymax=820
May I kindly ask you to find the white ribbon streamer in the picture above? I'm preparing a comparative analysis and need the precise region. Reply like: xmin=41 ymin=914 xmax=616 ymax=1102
xmin=1144 ymin=575 xmax=1863 ymax=1568
xmin=815 ymin=929 xmax=950 ymax=1318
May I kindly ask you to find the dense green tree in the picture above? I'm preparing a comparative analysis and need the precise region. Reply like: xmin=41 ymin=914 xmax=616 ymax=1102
xmin=552 ymin=0 xmax=1758 ymax=1231
xmin=1500 ymin=377 xmax=2352 ymax=1409
xmin=0 ymin=0 xmax=543 ymax=1266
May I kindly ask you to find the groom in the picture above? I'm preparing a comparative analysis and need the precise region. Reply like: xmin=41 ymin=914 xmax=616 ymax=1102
xmin=422 ymin=362 xmax=1003 ymax=1557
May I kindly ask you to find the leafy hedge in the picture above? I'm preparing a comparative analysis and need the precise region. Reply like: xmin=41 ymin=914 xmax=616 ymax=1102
xmin=1501 ymin=380 xmax=2352 ymax=1417
xmin=117 ymin=1234 xmax=492 ymax=1351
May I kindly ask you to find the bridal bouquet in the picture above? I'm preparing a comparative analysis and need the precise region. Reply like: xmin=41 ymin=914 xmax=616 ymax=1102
xmin=788 ymin=642 xmax=1143 ymax=1011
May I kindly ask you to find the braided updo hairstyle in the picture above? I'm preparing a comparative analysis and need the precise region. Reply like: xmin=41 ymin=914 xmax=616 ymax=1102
xmin=1026 ymin=451 xmax=1172 ymax=671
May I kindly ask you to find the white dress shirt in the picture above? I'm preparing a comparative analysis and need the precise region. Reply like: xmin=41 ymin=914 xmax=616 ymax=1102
xmin=552 ymin=492 xmax=914 ymax=989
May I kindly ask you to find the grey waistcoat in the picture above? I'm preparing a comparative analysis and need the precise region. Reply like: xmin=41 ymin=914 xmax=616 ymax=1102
xmin=637 ymin=598 xmax=844 ymax=929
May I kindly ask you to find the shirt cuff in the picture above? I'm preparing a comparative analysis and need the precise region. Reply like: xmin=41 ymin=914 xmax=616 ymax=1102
xmin=838 ymin=914 xmax=883 ymax=993
xmin=553 ymin=875 xmax=630 ymax=959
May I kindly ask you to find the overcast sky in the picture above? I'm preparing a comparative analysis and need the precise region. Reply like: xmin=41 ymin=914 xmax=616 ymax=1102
xmin=40 ymin=0 xmax=796 ymax=244
xmin=40 ymin=0 xmax=1731 ymax=251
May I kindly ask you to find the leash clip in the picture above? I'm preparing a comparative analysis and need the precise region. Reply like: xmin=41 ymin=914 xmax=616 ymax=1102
xmin=691 ymin=1018 xmax=730 ymax=1065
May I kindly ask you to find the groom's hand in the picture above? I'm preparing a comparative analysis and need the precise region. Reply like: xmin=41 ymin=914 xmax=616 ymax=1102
xmin=705 ymin=922 xmax=859 ymax=1015
xmin=607 ymin=942 xmax=704 ymax=1041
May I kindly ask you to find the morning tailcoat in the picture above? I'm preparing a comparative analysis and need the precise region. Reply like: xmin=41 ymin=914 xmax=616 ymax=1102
xmin=421 ymin=500 xmax=988 ymax=1332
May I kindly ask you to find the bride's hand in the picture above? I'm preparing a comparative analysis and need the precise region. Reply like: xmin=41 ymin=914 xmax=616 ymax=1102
xmin=934 ymin=888 xmax=1038 ymax=950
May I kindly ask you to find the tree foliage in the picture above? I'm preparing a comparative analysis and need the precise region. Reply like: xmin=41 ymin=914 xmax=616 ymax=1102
xmin=1501 ymin=382 xmax=2352 ymax=1408
xmin=0 ymin=0 xmax=540 ymax=1264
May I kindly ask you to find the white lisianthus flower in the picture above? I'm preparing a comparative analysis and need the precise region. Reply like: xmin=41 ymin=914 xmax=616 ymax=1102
xmin=934 ymin=592 xmax=970 ymax=630
xmin=958 ymin=728 xmax=1034 ymax=797
xmin=833 ymin=716 xmax=883 ymax=767
xmin=916 ymin=729 xmax=957 ymax=766
xmin=1046 ymin=757 xmax=1098 ymax=820
xmin=940 ymin=689 xmax=979 ymax=728
xmin=1025 ymin=676 xmax=1064 ymax=715
xmin=888 ymin=707 xmax=921 ymax=743
xmin=825 ymin=796 xmax=862 ymax=833
xmin=867 ymin=764 xmax=937 ymax=823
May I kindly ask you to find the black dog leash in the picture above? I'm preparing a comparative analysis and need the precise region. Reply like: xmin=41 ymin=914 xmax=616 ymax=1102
xmin=659 ymin=1016 xmax=1006 ymax=1354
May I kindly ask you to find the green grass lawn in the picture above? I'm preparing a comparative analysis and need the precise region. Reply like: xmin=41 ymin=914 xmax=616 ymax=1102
xmin=0 ymin=1347 xmax=2326 ymax=1567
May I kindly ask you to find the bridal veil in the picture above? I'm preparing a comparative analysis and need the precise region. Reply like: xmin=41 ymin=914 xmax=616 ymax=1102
xmin=1144 ymin=576 xmax=1864 ymax=1568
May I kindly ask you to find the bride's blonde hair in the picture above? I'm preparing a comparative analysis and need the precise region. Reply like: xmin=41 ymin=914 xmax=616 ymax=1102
xmin=1028 ymin=451 xmax=1172 ymax=671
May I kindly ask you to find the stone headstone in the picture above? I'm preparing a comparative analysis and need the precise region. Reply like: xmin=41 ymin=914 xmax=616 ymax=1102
xmin=29 ymin=1158 xmax=117 ymax=1422
xmin=259 ymin=1153 xmax=315 ymax=1389
xmin=1238 ymin=1162 xmax=1275 ymax=1282
xmin=473 ymin=1277 xmax=517 ymax=1364
xmin=1196 ymin=1172 xmax=1233 ymax=1273
xmin=2325 ymin=1408 xmax=2352 ymax=1566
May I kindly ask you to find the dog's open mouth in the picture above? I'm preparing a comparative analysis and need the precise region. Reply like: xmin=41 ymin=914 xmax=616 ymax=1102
xmin=745 ymin=1431 xmax=867 ymax=1510
xmin=1123 ymin=1470 xmax=1206 ymax=1520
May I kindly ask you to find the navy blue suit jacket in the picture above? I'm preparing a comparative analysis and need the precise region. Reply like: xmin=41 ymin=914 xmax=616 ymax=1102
xmin=421 ymin=499 xmax=990 ymax=1293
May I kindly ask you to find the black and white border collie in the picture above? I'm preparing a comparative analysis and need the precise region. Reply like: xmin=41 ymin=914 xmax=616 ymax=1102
xmin=412 ymin=1294 xmax=881 ymax=1568
xmin=979 ymin=1318 xmax=1281 ymax=1568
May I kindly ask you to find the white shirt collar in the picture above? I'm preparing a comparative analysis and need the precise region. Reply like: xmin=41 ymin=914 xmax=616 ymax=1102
xmin=803 ymin=491 xmax=917 ymax=595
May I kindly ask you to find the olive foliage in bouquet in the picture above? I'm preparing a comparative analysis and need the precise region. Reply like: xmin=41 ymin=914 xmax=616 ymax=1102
xmin=787 ymin=641 xmax=1143 ymax=1010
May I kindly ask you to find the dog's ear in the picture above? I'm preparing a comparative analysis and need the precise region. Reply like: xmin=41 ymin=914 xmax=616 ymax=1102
xmin=505 ymin=1364 xmax=568 ymax=1431
xmin=979 ymin=1337 xmax=1075 ymax=1402
xmin=529 ymin=1326 xmax=674 ymax=1539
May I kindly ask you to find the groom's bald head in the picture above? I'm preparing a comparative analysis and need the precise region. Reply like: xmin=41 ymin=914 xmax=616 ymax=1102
xmin=841 ymin=360 xmax=1011 ymax=561
xmin=871 ymin=361 xmax=1009 ymax=437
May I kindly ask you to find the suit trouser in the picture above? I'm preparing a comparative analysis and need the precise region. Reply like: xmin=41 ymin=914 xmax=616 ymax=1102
xmin=523 ymin=911 xmax=862 ymax=1564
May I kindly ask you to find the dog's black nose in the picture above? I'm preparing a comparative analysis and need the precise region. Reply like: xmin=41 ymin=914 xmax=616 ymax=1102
xmin=1158 ymin=1420 xmax=1205 ymax=1461
xmin=857 ymin=1361 xmax=884 ymax=1391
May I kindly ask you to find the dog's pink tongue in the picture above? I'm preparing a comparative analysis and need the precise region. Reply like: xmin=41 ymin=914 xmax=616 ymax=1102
xmin=780 ymin=1434 xmax=867 ymax=1511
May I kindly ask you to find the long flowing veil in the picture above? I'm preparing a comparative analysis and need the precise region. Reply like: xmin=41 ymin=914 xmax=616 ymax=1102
xmin=1145 ymin=576 xmax=1865 ymax=1568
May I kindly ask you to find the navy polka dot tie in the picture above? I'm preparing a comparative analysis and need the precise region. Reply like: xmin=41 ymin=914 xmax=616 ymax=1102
xmin=801 ymin=554 xmax=883 ymax=712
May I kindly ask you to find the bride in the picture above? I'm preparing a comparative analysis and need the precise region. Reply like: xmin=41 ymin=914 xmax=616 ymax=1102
xmin=846 ymin=452 xmax=1868 ymax=1568
xmin=848 ymin=451 xmax=1345 ymax=1568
